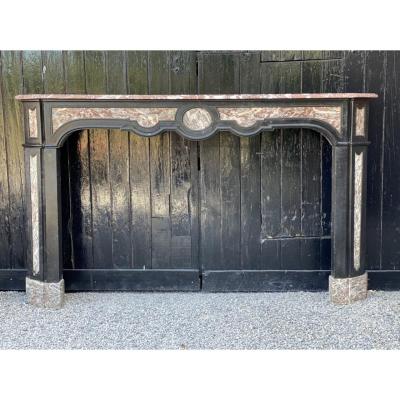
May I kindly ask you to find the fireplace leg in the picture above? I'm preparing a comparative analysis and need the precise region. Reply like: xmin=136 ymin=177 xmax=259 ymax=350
xmin=26 ymin=277 xmax=65 ymax=309
xmin=330 ymin=142 xmax=368 ymax=304
xmin=25 ymin=147 xmax=64 ymax=308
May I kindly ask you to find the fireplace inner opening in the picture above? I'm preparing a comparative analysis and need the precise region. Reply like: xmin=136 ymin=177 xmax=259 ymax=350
xmin=59 ymin=127 xmax=332 ymax=285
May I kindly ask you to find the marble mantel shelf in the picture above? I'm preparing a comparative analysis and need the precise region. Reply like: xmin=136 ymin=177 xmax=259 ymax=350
xmin=16 ymin=93 xmax=378 ymax=101
xmin=17 ymin=92 xmax=377 ymax=308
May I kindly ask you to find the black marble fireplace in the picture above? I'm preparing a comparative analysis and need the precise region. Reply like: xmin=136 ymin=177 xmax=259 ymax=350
xmin=16 ymin=93 xmax=377 ymax=308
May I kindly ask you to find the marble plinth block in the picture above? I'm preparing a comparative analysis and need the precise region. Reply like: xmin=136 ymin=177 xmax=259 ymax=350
xmin=329 ymin=273 xmax=368 ymax=304
xmin=26 ymin=277 xmax=65 ymax=309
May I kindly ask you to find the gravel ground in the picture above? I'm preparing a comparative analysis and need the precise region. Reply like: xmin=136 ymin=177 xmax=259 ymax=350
xmin=1 ymin=290 xmax=400 ymax=349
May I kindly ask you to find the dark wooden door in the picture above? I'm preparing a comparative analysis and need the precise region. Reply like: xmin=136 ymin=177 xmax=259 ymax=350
xmin=199 ymin=128 xmax=331 ymax=290
xmin=60 ymin=126 xmax=331 ymax=291
xmin=61 ymin=130 xmax=200 ymax=290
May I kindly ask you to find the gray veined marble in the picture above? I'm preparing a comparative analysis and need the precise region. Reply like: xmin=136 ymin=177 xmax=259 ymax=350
xmin=355 ymin=104 xmax=366 ymax=136
xmin=183 ymin=108 xmax=212 ymax=130
xmin=30 ymin=154 xmax=40 ymax=275
xmin=26 ymin=278 xmax=65 ymax=309
xmin=353 ymin=152 xmax=364 ymax=271
xmin=329 ymin=273 xmax=368 ymax=304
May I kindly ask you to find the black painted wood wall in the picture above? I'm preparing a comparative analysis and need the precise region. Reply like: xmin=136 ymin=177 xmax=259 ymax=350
xmin=0 ymin=51 xmax=398 ymax=290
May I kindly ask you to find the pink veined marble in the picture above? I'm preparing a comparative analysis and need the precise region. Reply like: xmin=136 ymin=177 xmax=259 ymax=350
xmin=355 ymin=103 xmax=366 ymax=136
xmin=28 ymin=108 xmax=38 ymax=138
xmin=52 ymin=107 xmax=177 ymax=131
xmin=15 ymin=93 xmax=378 ymax=101
xmin=218 ymin=105 xmax=342 ymax=131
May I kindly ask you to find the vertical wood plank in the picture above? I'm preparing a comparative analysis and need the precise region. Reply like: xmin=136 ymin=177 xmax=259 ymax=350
xmin=343 ymin=51 xmax=365 ymax=92
xmin=302 ymin=60 xmax=323 ymax=92
xmin=22 ymin=51 xmax=43 ymax=93
xmin=281 ymin=129 xmax=301 ymax=237
xmin=148 ymin=51 xmax=171 ymax=269
xmin=149 ymin=132 xmax=171 ymax=268
xmin=67 ymin=132 xmax=93 ymax=269
xmin=301 ymin=131 xmax=322 ymax=236
xmin=106 ymin=51 xmax=127 ymax=94
xmin=199 ymin=135 xmax=221 ymax=269
xmin=64 ymin=51 xmax=86 ymax=93
xmin=127 ymin=51 xmax=148 ymax=94
xmin=364 ymin=51 xmax=386 ymax=270
xmin=170 ymin=51 xmax=197 ymax=94
xmin=260 ymin=131 xmax=281 ymax=268
xmin=129 ymin=133 xmax=151 ymax=269
xmin=220 ymin=132 xmax=241 ymax=269
xmin=89 ymin=128 xmax=112 ymax=268
xmin=170 ymin=51 xmax=197 ymax=269
xmin=300 ymin=238 xmax=321 ymax=269
xmin=85 ymin=51 xmax=107 ymax=94
xmin=170 ymin=132 xmax=192 ymax=268
xmin=322 ymin=59 xmax=344 ymax=93
xmin=189 ymin=138 xmax=200 ymax=270
xmin=239 ymin=52 xmax=261 ymax=93
xmin=239 ymin=52 xmax=261 ymax=269
xmin=240 ymin=133 xmax=261 ymax=269
xmin=42 ymin=51 xmax=65 ymax=93
xmin=1 ymin=51 xmax=25 ymax=268
xmin=148 ymin=51 xmax=170 ymax=94
xmin=127 ymin=51 xmax=152 ymax=269
xmin=0 ymin=52 xmax=11 ymax=268
xmin=198 ymin=52 xmax=240 ymax=94
xmin=279 ymin=63 xmax=302 ymax=273
xmin=198 ymin=53 xmax=241 ymax=271
xmin=321 ymin=140 xmax=332 ymax=238
xmin=382 ymin=52 xmax=400 ymax=269
xmin=281 ymin=239 xmax=301 ymax=269
xmin=108 ymin=128 xmax=130 ymax=268
xmin=198 ymin=53 xmax=221 ymax=270
xmin=260 ymin=62 xmax=281 ymax=93
xmin=216 ymin=54 xmax=241 ymax=270
xmin=107 ymin=51 xmax=131 ymax=268
xmin=260 ymin=61 xmax=301 ymax=93
xmin=85 ymin=51 xmax=112 ymax=268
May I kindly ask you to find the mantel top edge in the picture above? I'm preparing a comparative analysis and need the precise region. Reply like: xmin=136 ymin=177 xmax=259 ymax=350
xmin=15 ymin=93 xmax=378 ymax=101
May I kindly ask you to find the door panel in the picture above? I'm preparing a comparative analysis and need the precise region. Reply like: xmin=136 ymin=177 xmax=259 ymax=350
xmin=61 ymin=128 xmax=331 ymax=291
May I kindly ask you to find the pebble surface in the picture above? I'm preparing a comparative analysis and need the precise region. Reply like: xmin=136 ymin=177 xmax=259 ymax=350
xmin=1 ymin=290 xmax=400 ymax=349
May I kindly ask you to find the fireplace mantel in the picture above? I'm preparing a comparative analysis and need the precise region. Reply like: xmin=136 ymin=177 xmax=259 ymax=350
xmin=17 ymin=93 xmax=377 ymax=308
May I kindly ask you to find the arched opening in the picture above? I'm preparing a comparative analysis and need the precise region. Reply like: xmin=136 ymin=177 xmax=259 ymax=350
xmin=59 ymin=127 xmax=332 ymax=291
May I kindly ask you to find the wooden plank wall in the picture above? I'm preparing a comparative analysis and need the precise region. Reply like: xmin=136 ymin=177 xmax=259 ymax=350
xmin=0 ymin=51 xmax=397 ymax=277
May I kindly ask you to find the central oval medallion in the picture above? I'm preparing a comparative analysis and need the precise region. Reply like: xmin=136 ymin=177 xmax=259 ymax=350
xmin=182 ymin=108 xmax=212 ymax=131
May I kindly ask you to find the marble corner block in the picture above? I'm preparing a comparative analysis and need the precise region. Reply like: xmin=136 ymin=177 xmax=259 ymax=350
xmin=26 ymin=277 xmax=65 ymax=309
xmin=329 ymin=273 xmax=368 ymax=305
